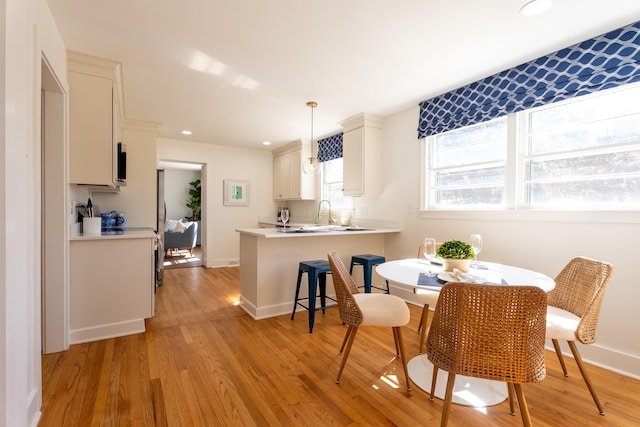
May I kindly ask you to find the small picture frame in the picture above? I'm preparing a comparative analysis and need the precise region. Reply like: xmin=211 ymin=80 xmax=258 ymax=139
xmin=223 ymin=179 xmax=249 ymax=206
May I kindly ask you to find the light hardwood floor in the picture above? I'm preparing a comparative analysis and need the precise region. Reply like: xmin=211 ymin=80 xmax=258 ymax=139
xmin=41 ymin=266 xmax=640 ymax=426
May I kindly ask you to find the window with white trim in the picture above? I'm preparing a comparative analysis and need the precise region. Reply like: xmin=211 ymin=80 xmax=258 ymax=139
xmin=424 ymin=83 xmax=640 ymax=210
xmin=321 ymin=158 xmax=354 ymax=212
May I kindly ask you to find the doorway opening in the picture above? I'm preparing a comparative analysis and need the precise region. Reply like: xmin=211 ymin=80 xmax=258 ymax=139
xmin=159 ymin=161 xmax=205 ymax=270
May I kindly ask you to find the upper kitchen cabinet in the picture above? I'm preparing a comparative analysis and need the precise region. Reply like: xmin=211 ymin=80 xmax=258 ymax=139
xmin=272 ymin=139 xmax=316 ymax=201
xmin=340 ymin=113 xmax=383 ymax=197
xmin=68 ymin=51 xmax=124 ymax=188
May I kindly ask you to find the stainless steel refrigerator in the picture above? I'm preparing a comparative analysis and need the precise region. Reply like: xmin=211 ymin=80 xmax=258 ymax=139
xmin=156 ymin=169 xmax=165 ymax=285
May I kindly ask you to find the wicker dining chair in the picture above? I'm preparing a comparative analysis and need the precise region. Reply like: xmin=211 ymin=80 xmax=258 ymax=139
xmin=546 ymin=257 xmax=615 ymax=415
xmin=327 ymin=250 xmax=412 ymax=391
xmin=426 ymin=283 xmax=547 ymax=427
xmin=415 ymin=243 xmax=440 ymax=354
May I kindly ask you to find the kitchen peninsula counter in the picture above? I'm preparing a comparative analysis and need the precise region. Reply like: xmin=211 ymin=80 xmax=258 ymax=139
xmin=237 ymin=226 xmax=400 ymax=320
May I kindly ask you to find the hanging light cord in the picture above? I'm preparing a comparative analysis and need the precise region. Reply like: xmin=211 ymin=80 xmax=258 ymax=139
xmin=307 ymin=101 xmax=317 ymax=158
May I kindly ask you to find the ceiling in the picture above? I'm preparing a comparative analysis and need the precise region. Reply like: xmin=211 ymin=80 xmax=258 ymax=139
xmin=46 ymin=1 xmax=640 ymax=151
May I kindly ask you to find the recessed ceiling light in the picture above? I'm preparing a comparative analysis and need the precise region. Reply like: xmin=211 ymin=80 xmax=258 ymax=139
xmin=520 ymin=0 xmax=551 ymax=16
xmin=262 ymin=141 xmax=271 ymax=146
xmin=181 ymin=130 xmax=193 ymax=135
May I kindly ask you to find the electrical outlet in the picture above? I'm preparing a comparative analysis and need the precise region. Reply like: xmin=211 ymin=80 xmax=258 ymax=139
xmin=408 ymin=203 xmax=415 ymax=214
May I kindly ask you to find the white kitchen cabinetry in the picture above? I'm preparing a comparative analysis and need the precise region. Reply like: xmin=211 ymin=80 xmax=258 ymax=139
xmin=68 ymin=51 xmax=123 ymax=188
xmin=340 ymin=113 xmax=383 ymax=197
xmin=69 ymin=232 xmax=155 ymax=343
xmin=273 ymin=139 xmax=316 ymax=200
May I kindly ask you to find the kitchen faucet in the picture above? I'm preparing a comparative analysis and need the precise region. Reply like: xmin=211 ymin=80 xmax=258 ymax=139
xmin=318 ymin=199 xmax=335 ymax=225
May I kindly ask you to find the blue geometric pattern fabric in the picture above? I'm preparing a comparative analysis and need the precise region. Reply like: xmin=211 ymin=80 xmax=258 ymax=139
xmin=417 ymin=21 xmax=640 ymax=139
xmin=318 ymin=133 xmax=343 ymax=162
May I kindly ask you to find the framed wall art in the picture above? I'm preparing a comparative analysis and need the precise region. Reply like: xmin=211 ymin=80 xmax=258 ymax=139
xmin=223 ymin=179 xmax=249 ymax=206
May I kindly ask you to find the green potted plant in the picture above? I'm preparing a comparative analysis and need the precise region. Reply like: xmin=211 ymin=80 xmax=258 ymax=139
xmin=185 ymin=178 xmax=201 ymax=221
xmin=436 ymin=240 xmax=475 ymax=272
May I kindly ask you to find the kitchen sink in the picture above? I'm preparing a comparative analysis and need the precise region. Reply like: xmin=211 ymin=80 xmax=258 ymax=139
xmin=278 ymin=225 xmax=375 ymax=233
xmin=279 ymin=225 xmax=339 ymax=233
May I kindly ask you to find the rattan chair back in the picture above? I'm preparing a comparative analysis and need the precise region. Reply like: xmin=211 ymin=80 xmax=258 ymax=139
xmin=328 ymin=250 xmax=363 ymax=327
xmin=417 ymin=242 xmax=441 ymax=259
xmin=547 ymin=257 xmax=614 ymax=344
xmin=427 ymin=283 xmax=547 ymax=384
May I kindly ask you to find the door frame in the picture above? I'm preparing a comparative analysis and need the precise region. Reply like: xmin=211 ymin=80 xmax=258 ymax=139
xmin=40 ymin=55 xmax=69 ymax=353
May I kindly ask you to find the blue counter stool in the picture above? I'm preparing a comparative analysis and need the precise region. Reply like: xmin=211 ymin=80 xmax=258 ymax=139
xmin=291 ymin=260 xmax=336 ymax=333
xmin=350 ymin=254 xmax=389 ymax=294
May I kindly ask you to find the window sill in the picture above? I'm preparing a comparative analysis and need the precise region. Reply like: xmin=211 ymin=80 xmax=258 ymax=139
xmin=418 ymin=209 xmax=640 ymax=224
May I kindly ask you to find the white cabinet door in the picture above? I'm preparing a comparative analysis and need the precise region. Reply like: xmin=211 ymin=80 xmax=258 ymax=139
xmin=340 ymin=114 xmax=382 ymax=197
xmin=272 ymin=139 xmax=316 ymax=201
xmin=288 ymin=149 xmax=303 ymax=198
xmin=342 ymin=127 xmax=364 ymax=196
xmin=273 ymin=154 xmax=290 ymax=200
xmin=68 ymin=71 xmax=113 ymax=185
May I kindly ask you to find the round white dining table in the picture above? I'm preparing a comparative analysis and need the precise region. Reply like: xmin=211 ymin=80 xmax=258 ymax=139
xmin=376 ymin=258 xmax=555 ymax=407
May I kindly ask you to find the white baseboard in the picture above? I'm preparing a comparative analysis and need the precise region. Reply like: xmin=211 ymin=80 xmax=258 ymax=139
xmin=205 ymin=258 xmax=240 ymax=268
xmin=238 ymin=296 xmax=293 ymax=320
xmin=546 ymin=340 xmax=640 ymax=380
xmin=28 ymin=387 xmax=41 ymax=427
xmin=69 ymin=319 xmax=145 ymax=344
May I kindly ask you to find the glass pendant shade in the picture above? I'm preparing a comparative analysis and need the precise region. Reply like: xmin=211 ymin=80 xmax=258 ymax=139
xmin=303 ymin=155 xmax=321 ymax=175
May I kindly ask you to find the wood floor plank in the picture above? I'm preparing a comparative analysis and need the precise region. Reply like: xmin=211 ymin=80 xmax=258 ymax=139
xmin=40 ymin=265 xmax=640 ymax=426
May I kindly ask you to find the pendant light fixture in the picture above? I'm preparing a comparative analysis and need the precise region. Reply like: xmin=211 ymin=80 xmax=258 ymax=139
xmin=520 ymin=0 xmax=551 ymax=16
xmin=303 ymin=101 xmax=321 ymax=175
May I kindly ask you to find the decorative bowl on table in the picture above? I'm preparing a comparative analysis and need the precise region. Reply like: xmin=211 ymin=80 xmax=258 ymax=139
xmin=436 ymin=240 xmax=475 ymax=272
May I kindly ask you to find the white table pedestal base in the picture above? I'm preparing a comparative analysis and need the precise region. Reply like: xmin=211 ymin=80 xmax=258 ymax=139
xmin=408 ymin=354 xmax=508 ymax=407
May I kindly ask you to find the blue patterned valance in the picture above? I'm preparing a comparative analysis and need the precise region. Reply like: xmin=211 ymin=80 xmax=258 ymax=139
xmin=417 ymin=21 xmax=640 ymax=139
xmin=317 ymin=133 xmax=343 ymax=162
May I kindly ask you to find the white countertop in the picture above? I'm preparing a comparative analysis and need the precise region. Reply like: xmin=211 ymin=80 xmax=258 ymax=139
xmin=70 ymin=227 xmax=157 ymax=241
xmin=237 ymin=226 xmax=400 ymax=238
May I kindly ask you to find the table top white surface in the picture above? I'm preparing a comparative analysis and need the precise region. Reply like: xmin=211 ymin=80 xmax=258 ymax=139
xmin=376 ymin=258 xmax=555 ymax=292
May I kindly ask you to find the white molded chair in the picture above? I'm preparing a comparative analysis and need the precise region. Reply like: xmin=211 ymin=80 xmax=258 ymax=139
xmin=415 ymin=243 xmax=439 ymax=354
xmin=327 ymin=250 xmax=412 ymax=391
xmin=546 ymin=256 xmax=615 ymax=415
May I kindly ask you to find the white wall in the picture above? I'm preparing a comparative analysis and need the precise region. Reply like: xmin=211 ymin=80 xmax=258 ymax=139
xmin=164 ymin=168 xmax=201 ymax=220
xmin=91 ymin=119 xmax=160 ymax=229
xmin=358 ymin=105 xmax=640 ymax=378
xmin=157 ymin=138 xmax=275 ymax=267
xmin=1 ymin=0 xmax=68 ymax=425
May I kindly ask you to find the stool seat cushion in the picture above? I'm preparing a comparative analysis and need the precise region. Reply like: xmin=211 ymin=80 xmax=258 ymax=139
xmin=351 ymin=254 xmax=386 ymax=263
xmin=415 ymin=289 xmax=439 ymax=307
xmin=353 ymin=294 xmax=410 ymax=327
xmin=546 ymin=305 xmax=580 ymax=341
xmin=299 ymin=260 xmax=331 ymax=271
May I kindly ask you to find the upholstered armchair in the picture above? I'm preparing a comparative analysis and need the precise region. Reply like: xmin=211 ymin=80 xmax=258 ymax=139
xmin=164 ymin=221 xmax=198 ymax=255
